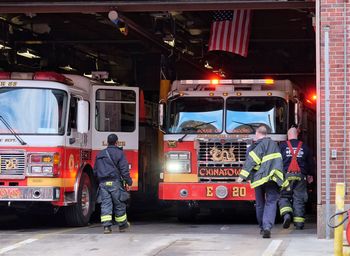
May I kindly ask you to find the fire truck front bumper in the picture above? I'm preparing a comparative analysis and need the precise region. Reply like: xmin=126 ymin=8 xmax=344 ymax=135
xmin=0 ymin=186 xmax=60 ymax=201
xmin=159 ymin=182 xmax=255 ymax=201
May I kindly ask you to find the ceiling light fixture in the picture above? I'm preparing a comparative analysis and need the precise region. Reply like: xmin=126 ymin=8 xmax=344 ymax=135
xmin=59 ymin=65 xmax=76 ymax=71
xmin=0 ymin=43 xmax=11 ymax=50
xmin=83 ymin=73 xmax=93 ymax=78
xmin=104 ymin=79 xmax=117 ymax=84
xmin=204 ymin=61 xmax=213 ymax=69
xmin=163 ymin=35 xmax=175 ymax=47
xmin=17 ymin=49 xmax=40 ymax=59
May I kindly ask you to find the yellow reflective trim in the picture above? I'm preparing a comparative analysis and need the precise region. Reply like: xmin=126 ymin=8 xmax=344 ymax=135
xmin=280 ymin=207 xmax=293 ymax=215
xmin=287 ymin=176 xmax=302 ymax=181
xmin=105 ymin=181 xmax=113 ymax=186
xmin=101 ymin=215 xmax=112 ymax=222
xmin=115 ymin=214 xmax=127 ymax=222
xmin=261 ymin=153 xmax=282 ymax=163
xmin=281 ymin=180 xmax=290 ymax=189
xmin=253 ymin=165 xmax=260 ymax=171
xmin=249 ymin=151 xmax=261 ymax=165
xmin=273 ymin=169 xmax=284 ymax=181
xmin=27 ymin=178 xmax=75 ymax=187
xmin=240 ymin=169 xmax=249 ymax=178
xmin=250 ymin=169 xmax=285 ymax=188
xmin=293 ymin=217 xmax=305 ymax=223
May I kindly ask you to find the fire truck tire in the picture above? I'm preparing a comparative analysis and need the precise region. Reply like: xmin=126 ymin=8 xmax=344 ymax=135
xmin=176 ymin=202 xmax=197 ymax=222
xmin=64 ymin=172 xmax=93 ymax=226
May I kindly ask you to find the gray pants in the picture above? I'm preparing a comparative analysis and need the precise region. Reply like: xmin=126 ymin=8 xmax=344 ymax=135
xmin=99 ymin=181 xmax=128 ymax=227
xmin=278 ymin=179 xmax=308 ymax=226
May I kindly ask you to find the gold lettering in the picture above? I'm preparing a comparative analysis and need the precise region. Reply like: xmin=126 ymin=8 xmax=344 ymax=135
xmin=206 ymin=186 xmax=214 ymax=197
xmin=240 ymin=187 xmax=246 ymax=197
xmin=232 ymin=187 xmax=247 ymax=197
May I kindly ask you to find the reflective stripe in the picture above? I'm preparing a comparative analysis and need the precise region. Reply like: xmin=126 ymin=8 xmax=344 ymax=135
xmin=293 ymin=217 xmax=305 ymax=223
xmin=254 ymin=165 xmax=260 ymax=171
xmin=261 ymin=153 xmax=282 ymax=163
xmin=101 ymin=215 xmax=112 ymax=222
xmin=273 ymin=169 xmax=284 ymax=181
xmin=280 ymin=206 xmax=293 ymax=215
xmin=250 ymin=169 xmax=285 ymax=188
xmin=115 ymin=214 xmax=127 ymax=223
xmin=281 ymin=179 xmax=290 ymax=189
xmin=105 ymin=181 xmax=113 ymax=186
xmin=287 ymin=176 xmax=302 ymax=181
xmin=249 ymin=151 xmax=261 ymax=165
xmin=240 ymin=169 xmax=250 ymax=178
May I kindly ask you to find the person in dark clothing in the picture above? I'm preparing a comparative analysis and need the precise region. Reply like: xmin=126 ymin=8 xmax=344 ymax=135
xmin=238 ymin=125 xmax=287 ymax=239
xmin=94 ymin=134 xmax=132 ymax=234
xmin=278 ymin=127 xmax=314 ymax=230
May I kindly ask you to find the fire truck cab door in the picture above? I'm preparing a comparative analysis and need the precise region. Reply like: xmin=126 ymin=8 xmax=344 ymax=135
xmin=92 ymin=86 xmax=139 ymax=189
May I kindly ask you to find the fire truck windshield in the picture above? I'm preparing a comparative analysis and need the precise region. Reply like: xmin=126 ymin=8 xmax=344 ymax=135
xmin=226 ymin=96 xmax=287 ymax=134
xmin=168 ymin=97 xmax=224 ymax=134
xmin=0 ymin=88 xmax=68 ymax=135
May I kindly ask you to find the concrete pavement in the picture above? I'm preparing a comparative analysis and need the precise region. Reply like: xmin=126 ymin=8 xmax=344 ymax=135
xmin=0 ymin=214 xmax=333 ymax=256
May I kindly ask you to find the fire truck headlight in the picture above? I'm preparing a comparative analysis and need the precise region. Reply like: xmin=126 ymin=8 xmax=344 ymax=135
xmin=166 ymin=160 xmax=191 ymax=173
xmin=166 ymin=151 xmax=191 ymax=173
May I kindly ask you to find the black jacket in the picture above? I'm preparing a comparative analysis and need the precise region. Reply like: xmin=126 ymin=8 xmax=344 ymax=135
xmin=93 ymin=145 xmax=132 ymax=185
xmin=239 ymin=137 xmax=286 ymax=188
xmin=279 ymin=139 xmax=314 ymax=177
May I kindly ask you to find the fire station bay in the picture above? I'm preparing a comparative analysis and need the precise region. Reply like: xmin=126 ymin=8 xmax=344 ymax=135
xmin=0 ymin=1 xmax=348 ymax=255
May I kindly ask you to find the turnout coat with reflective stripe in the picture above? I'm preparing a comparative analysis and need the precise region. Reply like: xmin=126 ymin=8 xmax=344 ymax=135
xmin=239 ymin=137 xmax=286 ymax=188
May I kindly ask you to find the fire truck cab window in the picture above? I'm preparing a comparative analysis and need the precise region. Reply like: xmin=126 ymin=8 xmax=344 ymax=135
xmin=95 ymin=89 xmax=136 ymax=132
xmin=168 ymin=97 xmax=224 ymax=134
xmin=226 ymin=97 xmax=287 ymax=134
xmin=0 ymin=88 xmax=67 ymax=135
xmin=67 ymin=96 xmax=78 ymax=136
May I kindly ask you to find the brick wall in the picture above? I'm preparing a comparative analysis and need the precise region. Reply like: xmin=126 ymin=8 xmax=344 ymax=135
xmin=320 ymin=0 xmax=350 ymax=205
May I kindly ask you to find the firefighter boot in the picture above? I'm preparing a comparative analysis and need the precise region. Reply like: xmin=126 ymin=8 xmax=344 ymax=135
xmin=262 ymin=229 xmax=271 ymax=238
xmin=283 ymin=214 xmax=291 ymax=229
xmin=104 ymin=226 xmax=112 ymax=234
xmin=119 ymin=222 xmax=130 ymax=232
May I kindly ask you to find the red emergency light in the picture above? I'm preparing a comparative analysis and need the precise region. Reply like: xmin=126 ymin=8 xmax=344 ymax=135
xmin=0 ymin=71 xmax=72 ymax=85
xmin=34 ymin=72 xmax=70 ymax=84
xmin=0 ymin=72 xmax=11 ymax=79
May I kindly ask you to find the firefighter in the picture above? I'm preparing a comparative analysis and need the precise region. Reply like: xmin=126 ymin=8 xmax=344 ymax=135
xmin=278 ymin=127 xmax=314 ymax=230
xmin=237 ymin=125 xmax=287 ymax=239
xmin=94 ymin=134 xmax=133 ymax=234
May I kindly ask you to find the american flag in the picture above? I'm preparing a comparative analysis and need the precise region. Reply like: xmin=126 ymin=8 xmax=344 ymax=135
xmin=208 ymin=10 xmax=252 ymax=57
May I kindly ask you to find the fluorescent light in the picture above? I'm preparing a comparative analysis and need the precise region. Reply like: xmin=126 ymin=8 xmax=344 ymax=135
xmin=0 ymin=43 xmax=11 ymax=50
xmin=59 ymin=65 xmax=76 ymax=71
xmin=17 ymin=49 xmax=40 ymax=59
xmin=83 ymin=73 xmax=93 ymax=78
xmin=104 ymin=79 xmax=117 ymax=84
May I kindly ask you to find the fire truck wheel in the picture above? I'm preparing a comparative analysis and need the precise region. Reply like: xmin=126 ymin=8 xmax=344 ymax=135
xmin=176 ymin=202 xmax=197 ymax=222
xmin=64 ymin=172 xmax=93 ymax=226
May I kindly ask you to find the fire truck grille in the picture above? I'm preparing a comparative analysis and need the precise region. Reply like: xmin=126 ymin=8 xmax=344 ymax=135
xmin=198 ymin=141 xmax=248 ymax=167
xmin=0 ymin=151 xmax=26 ymax=176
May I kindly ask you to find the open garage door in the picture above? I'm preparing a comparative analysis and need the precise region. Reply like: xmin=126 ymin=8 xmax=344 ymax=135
xmin=0 ymin=0 xmax=319 ymax=235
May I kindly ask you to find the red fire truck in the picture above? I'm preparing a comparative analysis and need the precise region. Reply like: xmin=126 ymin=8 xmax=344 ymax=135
xmin=0 ymin=71 xmax=156 ymax=226
xmin=158 ymin=78 xmax=310 ymax=221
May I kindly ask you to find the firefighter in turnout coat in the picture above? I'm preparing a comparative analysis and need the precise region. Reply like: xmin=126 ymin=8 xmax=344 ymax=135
xmin=237 ymin=125 xmax=287 ymax=239
xmin=94 ymin=134 xmax=133 ymax=234
xmin=278 ymin=127 xmax=314 ymax=230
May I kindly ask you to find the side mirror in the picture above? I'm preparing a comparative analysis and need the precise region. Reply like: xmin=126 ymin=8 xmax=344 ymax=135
xmin=158 ymin=101 xmax=166 ymax=133
xmin=77 ymin=100 xmax=89 ymax=133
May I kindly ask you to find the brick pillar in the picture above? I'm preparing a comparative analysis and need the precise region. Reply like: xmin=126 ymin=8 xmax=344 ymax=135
xmin=318 ymin=0 xmax=350 ymax=238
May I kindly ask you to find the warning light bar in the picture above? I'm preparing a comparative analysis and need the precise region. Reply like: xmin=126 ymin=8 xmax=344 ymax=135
xmin=180 ymin=79 xmax=274 ymax=85
xmin=0 ymin=71 xmax=72 ymax=85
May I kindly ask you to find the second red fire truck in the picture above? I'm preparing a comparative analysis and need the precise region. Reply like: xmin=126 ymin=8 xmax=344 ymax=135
xmin=158 ymin=78 xmax=313 ymax=221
